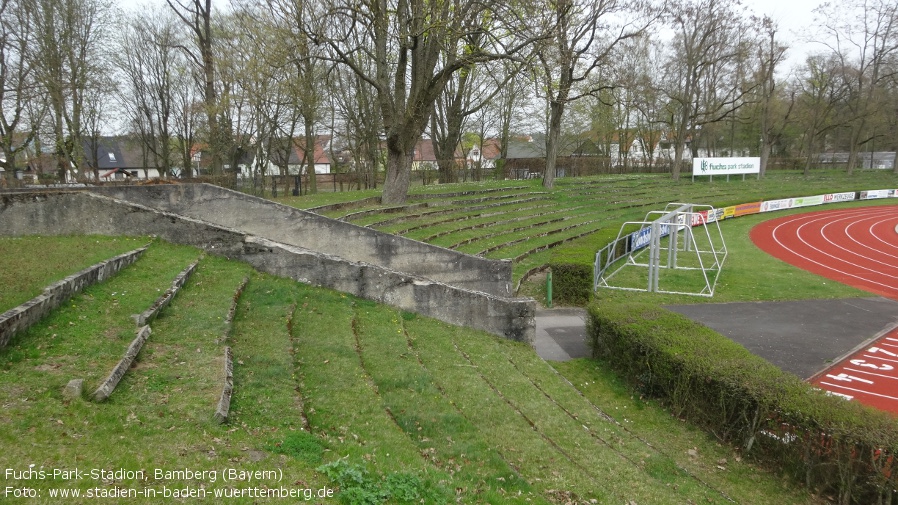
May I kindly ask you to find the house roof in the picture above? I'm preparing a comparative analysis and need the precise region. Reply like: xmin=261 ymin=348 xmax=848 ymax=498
xmin=505 ymin=139 xmax=545 ymax=159
xmin=413 ymin=139 xmax=437 ymax=162
xmin=81 ymin=136 xmax=161 ymax=170
xmin=269 ymin=136 xmax=332 ymax=166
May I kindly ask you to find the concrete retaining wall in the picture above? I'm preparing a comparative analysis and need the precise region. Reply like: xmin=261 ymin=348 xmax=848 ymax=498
xmin=0 ymin=191 xmax=535 ymax=341
xmin=0 ymin=245 xmax=147 ymax=348
xmin=90 ymin=184 xmax=514 ymax=297
xmin=241 ymin=237 xmax=534 ymax=341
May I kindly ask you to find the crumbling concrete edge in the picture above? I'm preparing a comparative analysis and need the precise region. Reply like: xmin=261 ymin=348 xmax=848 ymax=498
xmin=92 ymin=325 xmax=151 ymax=402
xmin=213 ymin=346 xmax=234 ymax=424
xmin=220 ymin=277 xmax=249 ymax=342
xmin=0 ymin=246 xmax=148 ymax=348
xmin=132 ymin=258 xmax=201 ymax=327
xmin=0 ymin=191 xmax=536 ymax=342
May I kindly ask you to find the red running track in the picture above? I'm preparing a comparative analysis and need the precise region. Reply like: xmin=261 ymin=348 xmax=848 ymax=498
xmin=751 ymin=205 xmax=898 ymax=414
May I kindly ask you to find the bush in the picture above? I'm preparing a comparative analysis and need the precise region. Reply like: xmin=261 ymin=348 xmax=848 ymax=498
xmin=317 ymin=459 xmax=450 ymax=505
xmin=546 ymin=263 xmax=593 ymax=305
xmin=546 ymin=231 xmax=616 ymax=306
xmin=587 ymin=302 xmax=898 ymax=504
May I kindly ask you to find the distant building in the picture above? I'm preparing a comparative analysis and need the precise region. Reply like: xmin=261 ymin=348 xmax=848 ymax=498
xmin=819 ymin=152 xmax=896 ymax=170
xmin=78 ymin=136 xmax=162 ymax=181
xmin=259 ymin=135 xmax=333 ymax=177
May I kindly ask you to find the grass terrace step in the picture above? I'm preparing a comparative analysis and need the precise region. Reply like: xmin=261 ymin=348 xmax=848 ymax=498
xmin=391 ymin=199 xmax=555 ymax=237
xmin=357 ymin=196 xmax=552 ymax=230
xmin=0 ymin=236 xmax=148 ymax=312
xmin=439 ymin=207 xmax=599 ymax=250
xmin=0 ymin=235 xmax=830 ymax=502
xmin=405 ymin=185 xmax=531 ymax=200
xmin=290 ymin=291 xmax=427 ymax=471
xmin=339 ymin=202 xmax=430 ymax=222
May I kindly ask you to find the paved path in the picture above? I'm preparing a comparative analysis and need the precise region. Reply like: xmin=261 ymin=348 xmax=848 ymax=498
xmin=665 ymin=297 xmax=898 ymax=380
xmin=533 ymin=308 xmax=591 ymax=361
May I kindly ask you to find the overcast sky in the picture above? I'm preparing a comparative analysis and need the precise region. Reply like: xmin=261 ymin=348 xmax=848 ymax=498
xmin=745 ymin=0 xmax=829 ymax=71
xmin=122 ymin=0 xmax=828 ymax=72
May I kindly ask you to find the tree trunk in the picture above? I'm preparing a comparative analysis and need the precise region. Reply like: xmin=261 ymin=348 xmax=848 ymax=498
xmin=304 ymin=118 xmax=317 ymax=194
xmin=543 ymin=100 xmax=565 ymax=189
xmin=672 ymin=142 xmax=685 ymax=181
xmin=759 ymin=139 xmax=770 ymax=178
xmin=382 ymin=143 xmax=413 ymax=204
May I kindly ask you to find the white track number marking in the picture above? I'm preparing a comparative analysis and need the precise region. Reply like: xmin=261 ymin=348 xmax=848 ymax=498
xmin=826 ymin=373 xmax=874 ymax=384
xmin=849 ymin=359 xmax=894 ymax=371
xmin=868 ymin=346 xmax=898 ymax=357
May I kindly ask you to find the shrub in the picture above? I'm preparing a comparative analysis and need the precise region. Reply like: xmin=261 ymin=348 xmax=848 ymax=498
xmin=546 ymin=231 xmax=615 ymax=306
xmin=587 ymin=302 xmax=898 ymax=504
xmin=317 ymin=459 xmax=450 ymax=505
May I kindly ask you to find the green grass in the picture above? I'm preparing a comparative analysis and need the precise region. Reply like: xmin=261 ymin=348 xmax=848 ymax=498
xmin=0 ymin=235 xmax=147 ymax=311
xmin=0 ymin=236 xmax=825 ymax=503
xmin=6 ymin=170 xmax=898 ymax=503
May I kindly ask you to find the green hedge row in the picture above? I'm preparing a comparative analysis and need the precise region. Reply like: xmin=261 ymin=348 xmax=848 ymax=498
xmin=546 ymin=229 xmax=618 ymax=305
xmin=587 ymin=302 xmax=898 ymax=505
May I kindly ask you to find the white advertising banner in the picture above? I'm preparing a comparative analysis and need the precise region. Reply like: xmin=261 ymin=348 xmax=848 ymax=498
xmin=859 ymin=189 xmax=898 ymax=200
xmin=761 ymin=198 xmax=794 ymax=212
xmin=792 ymin=195 xmax=825 ymax=208
xmin=692 ymin=157 xmax=761 ymax=176
xmin=823 ymin=192 xmax=857 ymax=203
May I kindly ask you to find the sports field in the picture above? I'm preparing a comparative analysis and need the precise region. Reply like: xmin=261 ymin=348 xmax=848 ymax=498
xmin=751 ymin=205 xmax=898 ymax=413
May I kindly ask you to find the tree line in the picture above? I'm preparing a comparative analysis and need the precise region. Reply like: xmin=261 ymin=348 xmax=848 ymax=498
xmin=1 ymin=0 xmax=896 ymax=202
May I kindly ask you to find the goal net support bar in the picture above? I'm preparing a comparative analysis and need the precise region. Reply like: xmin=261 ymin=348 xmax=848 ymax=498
xmin=594 ymin=203 xmax=728 ymax=297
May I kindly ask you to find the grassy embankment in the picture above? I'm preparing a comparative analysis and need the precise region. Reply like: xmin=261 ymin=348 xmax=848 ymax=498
xmin=0 ymin=235 xmax=820 ymax=504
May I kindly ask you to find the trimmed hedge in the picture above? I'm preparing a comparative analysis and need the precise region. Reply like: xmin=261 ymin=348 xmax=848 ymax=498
xmin=587 ymin=302 xmax=898 ymax=505
xmin=546 ymin=230 xmax=617 ymax=305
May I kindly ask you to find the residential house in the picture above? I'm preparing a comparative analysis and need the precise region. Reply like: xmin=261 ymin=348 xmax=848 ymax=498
xmin=262 ymin=135 xmax=333 ymax=177
xmin=503 ymin=136 xmax=546 ymax=179
xmin=466 ymin=138 xmax=501 ymax=170
xmin=411 ymin=139 xmax=438 ymax=171
xmin=79 ymin=136 xmax=162 ymax=181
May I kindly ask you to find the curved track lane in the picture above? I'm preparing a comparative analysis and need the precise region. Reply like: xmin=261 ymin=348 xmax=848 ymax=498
xmin=751 ymin=205 xmax=898 ymax=414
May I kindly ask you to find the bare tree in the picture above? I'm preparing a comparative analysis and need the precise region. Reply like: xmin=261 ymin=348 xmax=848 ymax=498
xmin=30 ymin=0 xmax=113 ymax=182
xmin=330 ymin=63 xmax=383 ymax=190
xmin=751 ymin=16 xmax=792 ymax=176
xmin=171 ymin=55 xmax=201 ymax=178
xmin=166 ymin=0 xmax=230 ymax=176
xmin=536 ymin=0 xmax=656 ymax=188
xmin=264 ymin=0 xmax=327 ymax=194
xmin=430 ymin=49 xmax=523 ymax=184
xmin=812 ymin=0 xmax=898 ymax=174
xmin=793 ymin=54 xmax=851 ymax=175
xmin=304 ymin=0 xmax=547 ymax=204
xmin=116 ymin=9 xmax=183 ymax=178
xmin=662 ymin=0 xmax=753 ymax=180
xmin=0 ymin=0 xmax=44 ymax=175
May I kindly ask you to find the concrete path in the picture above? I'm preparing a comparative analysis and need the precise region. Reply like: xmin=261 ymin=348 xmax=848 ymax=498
xmin=533 ymin=307 xmax=591 ymax=361
xmin=666 ymin=297 xmax=898 ymax=379
xmin=533 ymin=298 xmax=898 ymax=381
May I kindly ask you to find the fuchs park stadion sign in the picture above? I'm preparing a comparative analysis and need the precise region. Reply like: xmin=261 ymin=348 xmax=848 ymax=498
xmin=692 ymin=157 xmax=761 ymax=181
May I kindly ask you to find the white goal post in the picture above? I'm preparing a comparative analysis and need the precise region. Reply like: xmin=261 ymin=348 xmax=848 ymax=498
xmin=594 ymin=203 xmax=728 ymax=297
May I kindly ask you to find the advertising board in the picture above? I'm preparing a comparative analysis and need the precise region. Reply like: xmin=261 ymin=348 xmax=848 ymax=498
xmin=761 ymin=198 xmax=793 ymax=212
xmin=823 ymin=192 xmax=856 ymax=203
xmin=692 ymin=157 xmax=761 ymax=176
xmin=859 ymin=189 xmax=898 ymax=200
